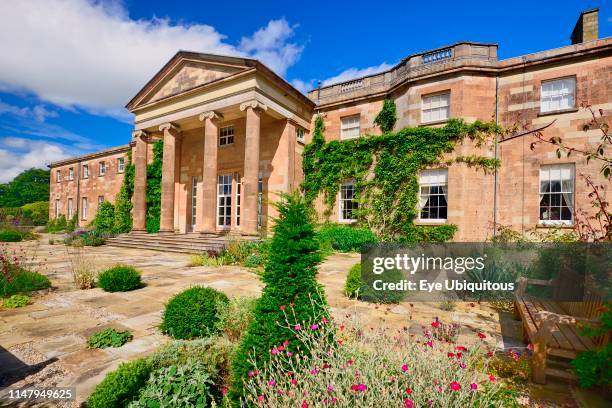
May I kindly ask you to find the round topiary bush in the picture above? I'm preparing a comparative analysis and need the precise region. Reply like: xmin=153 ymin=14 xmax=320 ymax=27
xmin=0 ymin=229 xmax=23 ymax=242
xmin=98 ymin=265 xmax=141 ymax=292
xmin=87 ymin=358 xmax=152 ymax=408
xmin=161 ymin=286 xmax=229 ymax=339
xmin=344 ymin=263 xmax=362 ymax=298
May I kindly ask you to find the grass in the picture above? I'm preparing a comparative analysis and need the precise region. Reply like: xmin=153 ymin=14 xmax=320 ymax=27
xmin=0 ymin=266 xmax=51 ymax=297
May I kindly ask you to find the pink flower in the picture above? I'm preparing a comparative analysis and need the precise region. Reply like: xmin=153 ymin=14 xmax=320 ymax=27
xmin=310 ymin=324 xmax=319 ymax=330
xmin=291 ymin=379 xmax=297 ymax=385
xmin=301 ymin=401 xmax=308 ymax=408
xmin=221 ymin=387 xmax=228 ymax=396
xmin=248 ymin=370 xmax=259 ymax=378
xmin=257 ymin=395 xmax=265 ymax=402
xmin=268 ymin=379 xmax=276 ymax=386
xmin=470 ymin=383 xmax=478 ymax=390
xmin=404 ymin=399 xmax=414 ymax=408
xmin=426 ymin=341 xmax=433 ymax=348
xmin=459 ymin=362 xmax=466 ymax=369
xmin=327 ymin=385 xmax=334 ymax=392
xmin=321 ymin=316 xmax=328 ymax=324
xmin=271 ymin=348 xmax=279 ymax=355
xmin=287 ymin=351 xmax=294 ymax=357
xmin=283 ymin=340 xmax=289 ymax=346
xmin=488 ymin=375 xmax=496 ymax=382
xmin=431 ymin=321 xmax=441 ymax=329
xmin=351 ymin=383 xmax=367 ymax=392
xmin=310 ymin=368 xmax=318 ymax=375
xmin=294 ymin=324 xmax=302 ymax=331
xmin=280 ymin=305 xmax=286 ymax=311
xmin=401 ymin=363 xmax=409 ymax=372
xmin=450 ymin=381 xmax=461 ymax=391
xmin=278 ymin=345 xmax=285 ymax=352
xmin=347 ymin=359 xmax=354 ymax=366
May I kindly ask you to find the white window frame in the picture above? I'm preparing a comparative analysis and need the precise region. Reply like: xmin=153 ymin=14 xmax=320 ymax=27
xmin=418 ymin=169 xmax=449 ymax=223
xmin=217 ymin=174 xmax=232 ymax=228
xmin=117 ymin=157 xmax=125 ymax=173
xmin=421 ymin=92 xmax=450 ymax=124
xmin=339 ymin=181 xmax=358 ymax=222
xmin=340 ymin=115 xmax=360 ymax=140
xmin=539 ymin=164 xmax=574 ymax=226
xmin=68 ymin=167 xmax=74 ymax=180
xmin=56 ymin=170 xmax=61 ymax=183
xmin=219 ymin=125 xmax=235 ymax=146
xmin=235 ymin=175 xmax=242 ymax=228
xmin=99 ymin=161 xmax=106 ymax=176
xmin=54 ymin=199 xmax=60 ymax=218
xmin=83 ymin=164 xmax=89 ymax=179
xmin=540 ymin=77 xmax=576 ymax=113
xmin=81 ymin=197 xmax=88 ymax=220
xmin=191 ymin=176 xmax=198 ymax=230
xmin=67 ymin=198 xmax=73 ymax=219
xmin=296 ymin=127 xmax=306 ymax=143
xmin=98 ymin=196 xmax=104 ymax=205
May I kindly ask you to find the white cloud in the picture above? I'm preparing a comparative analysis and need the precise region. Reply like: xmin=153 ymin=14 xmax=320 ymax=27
xmin=290 ymin=79 xmax=316 ymax=95
xmin=321 ymin=62 xmax=394 ymax=86
xmin=0 ymin=138 xmax=73 ymax=182
xmin=0 ymin=0 xmax=303 ymax=121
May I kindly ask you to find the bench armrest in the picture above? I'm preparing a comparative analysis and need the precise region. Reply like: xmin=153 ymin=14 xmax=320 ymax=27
xmin=516 ymin=277 xmax=554 ymax=297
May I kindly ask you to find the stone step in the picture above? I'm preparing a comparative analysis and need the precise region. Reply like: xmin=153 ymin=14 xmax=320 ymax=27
xmin=107 ymin=236 xmax=229 ymax=246
xmin=106 ymin=240 xmax=222 ymax=254
xmin=104 ymin=232 xmax=259 ymax=254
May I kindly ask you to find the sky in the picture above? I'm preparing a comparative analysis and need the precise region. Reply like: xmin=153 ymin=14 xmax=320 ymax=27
xmin=0 ymin=0 xmax=609 ymax=183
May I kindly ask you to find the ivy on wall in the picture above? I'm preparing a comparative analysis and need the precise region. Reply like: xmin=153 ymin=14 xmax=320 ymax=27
xmin=302 ymin=115 xmax=499 ymax=242
xmin=374 ymin=99 xmax=397 ymax=133
xmin=146 ymin=140 xmax=163 ymax=233
xmin=112 ymin=150 xmax=135 ymax=233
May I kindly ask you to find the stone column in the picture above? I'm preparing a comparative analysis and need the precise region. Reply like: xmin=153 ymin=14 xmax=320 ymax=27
xmin=198 ymin=111 xmax=222 ymax=234
xmin=159 ymin=122 xmax=181 ymax=233
xmin=132 ymin=130 xmax=148 ymax=232
xmin=240 ymin=100 xmax=266 ymax=235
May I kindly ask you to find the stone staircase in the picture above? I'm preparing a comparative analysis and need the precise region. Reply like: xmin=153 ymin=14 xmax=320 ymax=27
xmin=106 ymin=232 xmax=255 ymax=254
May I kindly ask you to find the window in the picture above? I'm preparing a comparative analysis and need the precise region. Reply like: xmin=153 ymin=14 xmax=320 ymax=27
xmin=217 ymin=174 xmax=232 ymax=227
xmin=422 ymin=92 xmax=450 ymax=123
xmin=54 ymin=199 xmax=60 ymax=218
xmin=235 ymin=175 xmax=241 ymax=227
xmin=68 ymin=167 xmax=74 ymax=180
xmin=117 ymin=157 xmax=125 ymax=173
xmin=56 ymin=170 xmax=61 ymax=183
xmin=191 ymin=177 xmax=198 ymax=230
xmin=219 ymin=126 xmax=234 ymax=146
xmin=296 ymin=127 xmax=305 ymax=143
xmin=67 ymin=198 xmax=73 ymax=219
xmin=339 ymin=181 xmax=358 ymax=222
xmin=539 ymin=164 xmax=574 ymax=225
xmin=419 ymin=169 xmax=448 ymax=221
xmin=98 ymin=196 xmax=104 ymax=205
xmin=340 ymin=115 xmax=360 ymax=140
xmin=257 ymin=174 xmax=263 ymax=229
xmin=99 ymin=161 xmax=106 ymax=176
xmin=541 ymin=77 xmax=575 ymax=113
xmin=81 ymin=197 xmax=88 ymax=220
xmin=83 ymin=164 xmax=89 ymax=178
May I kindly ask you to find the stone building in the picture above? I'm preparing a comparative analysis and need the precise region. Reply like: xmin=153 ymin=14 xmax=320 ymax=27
xmin=49 ymin=8 xmax=610 ymax=242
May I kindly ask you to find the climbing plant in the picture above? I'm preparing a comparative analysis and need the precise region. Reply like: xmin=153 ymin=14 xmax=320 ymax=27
xmin=374 ymin=99 xmax=397 ymax=133
xmin=146 ymin=140 xmax=163 ymax=233
xmin=112 ymin=151 xmax=135 ymax=234
xmin=302 ymin=116 xmax=500 ymax=241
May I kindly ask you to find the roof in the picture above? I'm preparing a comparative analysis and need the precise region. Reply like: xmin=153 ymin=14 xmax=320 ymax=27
xmin=49 ymin=144 xmax=131 ymax=168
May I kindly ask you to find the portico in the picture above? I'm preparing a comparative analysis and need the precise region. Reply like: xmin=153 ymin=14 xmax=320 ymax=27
xmin=126 ymin=52 xmax=313 ymax=236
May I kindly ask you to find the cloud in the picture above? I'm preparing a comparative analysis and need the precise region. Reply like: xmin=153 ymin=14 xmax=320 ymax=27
xmin=0 ymin=0 xmax=303 ymax=121
xmin=321 ymin=62 xmax=394 ymax=86
xmin=0 ymin=137 xmax=74 ymax=183
xmin=290 ymin=79 xmax=316 ymax=95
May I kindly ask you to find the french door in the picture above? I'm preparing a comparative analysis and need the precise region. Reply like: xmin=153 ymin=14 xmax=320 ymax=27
xmin=191 ymin=176 xmax=198 ymax=231
xmin=217 ymin=174 xmax=232 ymax=229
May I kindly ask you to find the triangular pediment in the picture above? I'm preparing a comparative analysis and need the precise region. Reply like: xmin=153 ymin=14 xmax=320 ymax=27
xmin=127 ymin=52 xmax=252 ymax=110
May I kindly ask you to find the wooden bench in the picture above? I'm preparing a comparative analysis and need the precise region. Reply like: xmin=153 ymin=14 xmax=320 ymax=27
xmin=514 ymin=276 xmax=609 ymax=384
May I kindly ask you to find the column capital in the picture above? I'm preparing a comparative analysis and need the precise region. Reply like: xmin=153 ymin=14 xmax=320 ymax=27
xmin=132 ymin=129 xmax=150 ymax=142
xmin=198 ymin=111 xmax=224 ymax=122
xmin=240 ymin=100 xmax=268 ymax=113
xmin=159 ymin=122 xmax=181 ymax=133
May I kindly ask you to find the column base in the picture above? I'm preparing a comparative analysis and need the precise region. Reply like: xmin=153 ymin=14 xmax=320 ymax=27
xmin=158 ymin=229 xmax=175 ymax=235
xmin=131 ymin=228 xmax=147 ymax=234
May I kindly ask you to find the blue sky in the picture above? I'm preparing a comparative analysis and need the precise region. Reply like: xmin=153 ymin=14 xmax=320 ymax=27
xmin=0 ymin=0 xmax=609 ymax=182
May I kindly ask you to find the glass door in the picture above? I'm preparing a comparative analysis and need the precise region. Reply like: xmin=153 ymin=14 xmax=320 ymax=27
xmin=217 ymin=174 xmax=232 ymax=229
xmin=191 ymin=176 xmax=198 ymax=231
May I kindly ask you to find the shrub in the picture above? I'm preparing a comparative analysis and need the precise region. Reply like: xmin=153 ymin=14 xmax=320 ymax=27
xmin=98 ymin=265 xmax=141 ymax=292
xmin=359 ymin=263 xmax=405 ymax=304
xmin=0 ymin=229 xmax=22 ymax=242
xmin=317 ymin=224 xmax=377 ymax=252
xmin=439 ymin=300 xmax=457 ymax=311
xmin=0 ymin=267 xmax=51 ymax=297
xmin=344 ymin=263 xmax=362 ymax=298
xmin=68 ymin=248 xmax=98 ymax=289
xmin=87 ymin=359 xmax=152 ymax=408
xmin=2 ymin=294 xmax=29 ymax=308
xmin=188 ymin=251 xmax=227 ymax=267
xmin=46 ymin=215 xmax=67 ymax=233
xmin=21 ymin=201 xmax=49 ymax=225
xmin=88 ymin=327 xmax=132 ymax=348
xmin=161 ymin=286 xmax=229 ymax=339
xmin=215 ymin=296 xmax=257 ymax=341
xmin=231 ymin=194 xmax=329 ymax=401
xmin=129 ymin=359 xmax=219 ymax=407
xmin=65 ymin=230 xmax=108 ymax=247
xmin=113 ymin=155 xmax=134 ymax=234
xmin=92 ymin=201 xmax=115 ymax=232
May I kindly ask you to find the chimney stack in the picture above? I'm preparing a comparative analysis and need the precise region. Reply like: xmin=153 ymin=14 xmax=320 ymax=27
xmin=571 ymin=8 xmax=599 ymax=44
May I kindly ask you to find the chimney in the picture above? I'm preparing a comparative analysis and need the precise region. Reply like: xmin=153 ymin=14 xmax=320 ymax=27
xmin=571 ymin=8 xmax=599 ymax=44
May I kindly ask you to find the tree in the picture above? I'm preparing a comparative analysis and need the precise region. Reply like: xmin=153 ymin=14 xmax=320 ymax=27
xmin=0 ymin=168 xmax=50 ymax=207
xmin=230 ymin=194 xmax=329 ymax=402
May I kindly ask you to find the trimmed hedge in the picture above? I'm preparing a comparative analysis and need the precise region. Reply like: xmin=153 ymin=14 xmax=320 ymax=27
xmin=317 ymin=224 xmax=377 ymax=252
xmin=86 ymin=359 xmax=152 ymax=408
xmin=161 ymin=286 xmax=229 ymax=340
xmin=344 ymin=263 xmax=362 ymax=298
xmin=98 ymin=265 xmax=141 ymax=292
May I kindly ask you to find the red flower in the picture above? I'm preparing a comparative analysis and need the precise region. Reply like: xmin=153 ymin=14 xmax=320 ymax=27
xmin=405 ymin=387 xmax=412 ymax=394
xmin=279 ymin=305 xmax=286 ymax=311
xmin=301 ymin=400 xmax=308 ymax=408
xmin=431 ymin=321 xmax=441 ymax=329
xmin=477 ymin=332 xmax=486 ymax=339
xmin=470 ymin=383 xmax=478 ymax=390
xmin=486 ymin=351 xmax=493 ymax=358
xmin=450 ymin=381 xmax=461 ymax=391
xmin=351 ymin=383 xmax=367 ymax=392
xmin=455 ymin=346 xmax=467 ymax=352
xmin=291 ymin=379 xmax=297 ymax=385
xmin=447 ymin=352 xmax=455 ymax=358
xmin=488 ymin=375 xmax=496 ymax=382
xmin=401 ymin=363 xmax=408 ymax=372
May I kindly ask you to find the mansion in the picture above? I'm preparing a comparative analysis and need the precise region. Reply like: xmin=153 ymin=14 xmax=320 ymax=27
xmin=49 ymin=9 xmax=611 ymax=241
